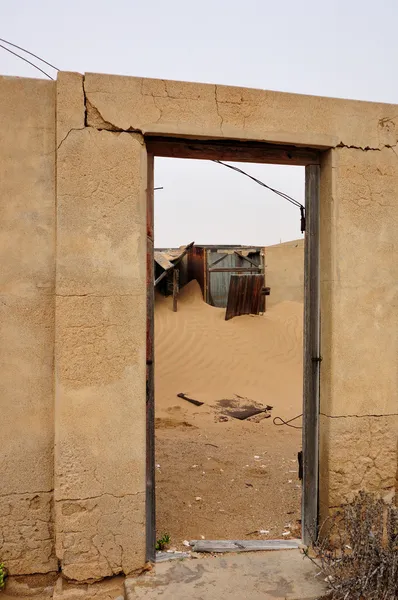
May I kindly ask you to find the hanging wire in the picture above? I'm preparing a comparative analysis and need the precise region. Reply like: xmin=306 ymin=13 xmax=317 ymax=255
xmin=0 ymin=43 xmax=53 ymax=80
xmin=273 ymin=413 xmax=303 ymax=429
xmin=0 ymin=37 xmax=59 ymax=80
xmin=0 ymin=37 xmax=59 ymax=71
xmin=213 ymin=159 xmax=306 ymax=232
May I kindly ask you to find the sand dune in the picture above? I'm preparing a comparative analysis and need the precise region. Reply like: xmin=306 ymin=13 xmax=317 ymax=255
xmin=155 ymin=280 xmax=303 ymax=418
xmin=155 ymin=280 xmax=304 ymax=545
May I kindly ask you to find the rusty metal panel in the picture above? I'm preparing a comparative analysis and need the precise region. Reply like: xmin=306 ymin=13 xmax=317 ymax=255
xmin=187 ymin=246 xmax=205 ymax=298
xmin=225 ymin=274 xmax=264 ymax=320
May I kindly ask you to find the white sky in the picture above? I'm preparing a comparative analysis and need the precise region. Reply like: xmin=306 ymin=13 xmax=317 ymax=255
xmin=2 ymin=0 xmax=398 ymax=247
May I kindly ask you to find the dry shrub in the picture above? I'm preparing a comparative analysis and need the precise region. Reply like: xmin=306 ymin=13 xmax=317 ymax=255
xmin=306 ymin=491 xmax=398 ymax=600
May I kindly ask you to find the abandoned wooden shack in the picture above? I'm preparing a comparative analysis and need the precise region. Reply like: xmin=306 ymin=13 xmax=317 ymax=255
xmin=154 ymin=244 xmax=269 ymax=318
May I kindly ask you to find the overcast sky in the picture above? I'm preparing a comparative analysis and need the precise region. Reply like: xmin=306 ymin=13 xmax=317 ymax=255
xmin=2 ymin=0 xmax=398 ymax=247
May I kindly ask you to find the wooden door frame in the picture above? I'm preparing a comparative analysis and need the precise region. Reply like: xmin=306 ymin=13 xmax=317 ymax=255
xmin=145 ymin=138 xmax=321 ymax=560
xmin=302 ymin=164 xmax=321 ymax=546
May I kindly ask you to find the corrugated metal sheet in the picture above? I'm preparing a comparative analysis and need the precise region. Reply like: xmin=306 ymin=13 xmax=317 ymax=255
xmin=225 ymin=274 xmax=264 ymax=320
xmin=154 ymin=242 xmax=194 ymax=289
xmin=207 ymin=249 xmax=263 ymax=308
xmin=154 ymin=245 xmax=190 ymax=270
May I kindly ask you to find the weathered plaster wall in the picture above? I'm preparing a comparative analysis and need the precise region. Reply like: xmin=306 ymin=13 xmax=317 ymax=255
xmin=0 ymin=77 xmax=57 ymax=574
xmin=264 ymin=239 xmax=304 ymax=306
xmin=83 ymin=73 xmax=398 ymax=150
xmin=1 ymin=71 xmax=397 ymax=583
xmin=80 ymin=72 xmax=398 ymax=531
xmin=319 ymin=146 xmax=398 ymax=518
xmin=55 ymin=73 xmax=147 ymax=581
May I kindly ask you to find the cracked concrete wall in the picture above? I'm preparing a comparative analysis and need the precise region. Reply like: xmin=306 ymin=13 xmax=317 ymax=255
xmin=79 ymin=72 xmax=397 ymax=535
xmin=83 ymin=73 xmax=398 ymax=151
xmin=319 ymin=146 xmax=398 ymax=519
xmin=0 ymin=76 xmax=57 ymax=574
xmin=1 ymin=70 xmax=397 ymax=581
xmin=55 ymin=73 xmax=147 ymax=581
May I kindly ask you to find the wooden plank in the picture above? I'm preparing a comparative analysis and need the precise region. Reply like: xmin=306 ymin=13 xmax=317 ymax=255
xmin=209 ymin=253 xmax=228 ymax=267
xmin=225 ymin=274 xmax=240 ymax=320
xmin=204 ymin=248 xmax=209 ymax=304
xmin=146 ymin=153 xmax=156 ymax=563
xmin=250 ymin=275 xmax=264 ymax=315
xmin=234 ymin=251 xmax=260 ymax=268
xmin=154 ymin=252 xmax=174 ymax=271
xmin=225 ymin=274 xmax=264 ymax=320
xmin=302 ymin=164 xmax=321 ymax=546
xmin=177 ymin=392 xmax=204 ymax=407
xmin=154 ymin=241 xmax=194 ymax=287
xmin=146 ymin=136 xmax=321 ymax=166
xmin=238 ymin=276 xmax=248 ymax=317
xmin=261 ymin=250 xmax=266 ymax=312
xmin=189 ymin=539 xmax=301 ymax=553
xmin=172 ymin=268 xmax=179 ymax=312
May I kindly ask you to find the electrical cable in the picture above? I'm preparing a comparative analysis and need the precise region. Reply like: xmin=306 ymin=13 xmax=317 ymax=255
xmin=273 ymin=413 xmax=303 ymax=429
xmin=0 ymin=43 xmax=54 ymax=80
xmin=0 ymin=37 xmax=59 ymax=71
xmin=213 ymin=159 xmax=306 ymax=232
xmin=214 ymin=161 xmax=305 ymax=426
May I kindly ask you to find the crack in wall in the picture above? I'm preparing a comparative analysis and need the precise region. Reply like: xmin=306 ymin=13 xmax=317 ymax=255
xmin=60 ymin=78 xmax=398 ymax=156
xmin=214 ymin=85 xmax=224 ymax=132
xmin=56 ymin=292 xmax=143 ymax=298
xmin=337 ymin=141 xmax=398 ymax=152
xmin=86 ymin=98 xmax=141 ymax=135
xmin=321 ymin=412 xmax=398 ymax=419
xmin=56 ymin=491 xmax=145 ymax=503
xmin=57 ymin=127 xmax=85 ymax=151
xmin=0 ymin=490 xmax=53 ymax=498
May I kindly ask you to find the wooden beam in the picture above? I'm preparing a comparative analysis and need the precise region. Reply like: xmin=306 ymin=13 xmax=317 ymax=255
xmin=146 ymin=153 xmax=156 ymax=563
xmin=302 ymin=164 xmax=321 ymax=546
xmin=145 ymin=136 xmax=320 ymax=166
xmin=154 ymin=269 xmax=169 ymax=287
xmin=234 ymin=250 xmax=261 ymax=268
xmin=209 ymin=253 xmax=229 ymax=267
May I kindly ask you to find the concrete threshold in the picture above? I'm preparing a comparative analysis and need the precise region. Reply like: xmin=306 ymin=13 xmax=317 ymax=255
xmin=189 ymin=538 xmax=301 ymax=552
xmin=126 ymin=549 xmax=327 ymax=600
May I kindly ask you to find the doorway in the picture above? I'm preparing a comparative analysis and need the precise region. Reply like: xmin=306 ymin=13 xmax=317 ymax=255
xmin=145 ymin=138 xmax=320 ymax=561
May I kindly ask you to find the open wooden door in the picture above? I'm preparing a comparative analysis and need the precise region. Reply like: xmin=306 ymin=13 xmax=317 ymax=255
xmin=225 ymin=274 xmax=265 ymax=320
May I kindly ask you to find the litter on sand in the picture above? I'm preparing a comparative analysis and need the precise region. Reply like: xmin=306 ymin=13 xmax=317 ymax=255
xmin=224 ymin=407 xmax=271 ymax=420
xmin=177 ymin=392 xmax=204 ymax=407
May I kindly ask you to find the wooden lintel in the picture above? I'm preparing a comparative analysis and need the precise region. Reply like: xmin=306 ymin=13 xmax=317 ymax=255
xmin=145 ymin=137 xmax=320 ymax=166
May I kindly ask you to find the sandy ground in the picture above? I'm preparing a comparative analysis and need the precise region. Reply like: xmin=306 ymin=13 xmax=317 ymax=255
xmin=155 ymin=280 xmax=303 ymax=548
